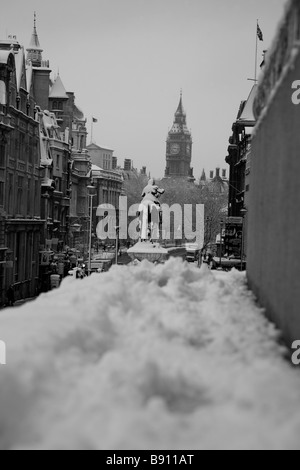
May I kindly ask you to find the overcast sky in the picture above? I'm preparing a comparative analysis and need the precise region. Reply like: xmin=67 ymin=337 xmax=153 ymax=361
xmin=1 ymin=0 xmax=286 ymax=179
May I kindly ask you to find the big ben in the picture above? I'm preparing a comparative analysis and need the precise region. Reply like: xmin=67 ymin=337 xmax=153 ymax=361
xmin=165 ymin=93 xmax=194 ymax=180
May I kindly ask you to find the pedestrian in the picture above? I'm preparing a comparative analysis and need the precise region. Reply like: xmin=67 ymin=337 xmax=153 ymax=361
xmin=6 ymin=285 xmax=15 ymax=307
xmin=207 ymin=252 xmax=213 ymax=267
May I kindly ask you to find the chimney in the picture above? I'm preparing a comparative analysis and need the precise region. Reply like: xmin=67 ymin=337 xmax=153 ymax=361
xmin=210 ymin=171 xmax=214 ymax=179
xmin=112 ymin=156 xmax=118 ymax=170
xmin=124 ymin=159 xmax=132 ymax=171
xmin=216 ymin=168 xmax=220 ymax=178
xmin=222 ymin=169 xmax=226 ymax=179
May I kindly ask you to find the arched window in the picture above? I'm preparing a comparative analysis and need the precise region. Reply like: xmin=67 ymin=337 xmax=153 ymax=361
xmin=0 ymin=80 xmax=6 ymax=105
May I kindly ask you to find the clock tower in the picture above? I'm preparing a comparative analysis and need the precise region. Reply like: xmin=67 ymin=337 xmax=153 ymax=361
xmin=165 ymin=93 xmax=194 ymax=180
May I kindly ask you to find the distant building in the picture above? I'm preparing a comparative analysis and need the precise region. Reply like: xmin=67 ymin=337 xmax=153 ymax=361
xmin=165 ymin=93 xmax=194 ymax=181
xmin=87 ymin=143 xmax=114 ymax=170
xmin=199 ymin=168 xmax=229 ymax=194
xmin=37 ymin=109 xmax=71 ymax=247
xmin=226 ymin=85 xmax=257 ymax=217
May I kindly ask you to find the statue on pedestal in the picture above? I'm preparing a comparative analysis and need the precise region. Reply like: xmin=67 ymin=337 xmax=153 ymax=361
xmin=139 ymin=179 xmax=165 ymax=241
xmin=128 ymin=179 xmax=169 ymax=263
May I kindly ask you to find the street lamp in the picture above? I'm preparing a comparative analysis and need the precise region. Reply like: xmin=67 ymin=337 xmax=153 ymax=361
xmin=205 ymin=216 xmax=212 ymax=246
xmin=115 ymin=226 xmax=120 ymax=266
xmin=87 ymin=185 xmax=96 ymax=276
xmin=219 ymin=219 xmax=224 ymax=268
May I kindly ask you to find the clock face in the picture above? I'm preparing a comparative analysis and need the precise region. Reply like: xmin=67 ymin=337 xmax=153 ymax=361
xmin=170 ymin=143 xmax=180 ymax=155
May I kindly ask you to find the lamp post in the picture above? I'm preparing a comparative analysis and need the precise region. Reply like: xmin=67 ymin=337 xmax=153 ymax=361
xmin=219 ymin=219 xmax=224 ymax=269
xmin=115 ymin=226 xmax=120 ymax=265
xmin=205 ymin=216 xmax=212 ymax=247
xmin=87 ymin=185 xmax=96 ymax=276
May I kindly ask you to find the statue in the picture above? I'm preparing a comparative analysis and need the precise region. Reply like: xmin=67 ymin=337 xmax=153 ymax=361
xmin=139 ymin=179 xmax=165 ymax=241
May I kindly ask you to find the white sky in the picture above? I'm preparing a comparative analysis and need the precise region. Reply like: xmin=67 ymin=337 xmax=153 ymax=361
xmin=0 ymin=0 xmax=287 ymax=178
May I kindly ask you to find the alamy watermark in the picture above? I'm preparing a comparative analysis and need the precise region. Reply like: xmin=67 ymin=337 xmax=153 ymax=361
xmin=291 ymin=341 xmax=300 ymax=366
xmin=291 ymin=81 xmax=300 ymax=105
xmin=96 ymin=197 xmax=204 ymax=246
xmin=0 ymin=340 xmax=6 ymax=365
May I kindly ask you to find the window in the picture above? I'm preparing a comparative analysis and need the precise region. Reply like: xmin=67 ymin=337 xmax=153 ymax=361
xmin=54 ymin=205 xmax=59 ymax=222
xmin=27 ymin=179 xmax=32 ymax=215
xmin=0 ymin=142 xmax=5 ymax=168
xmin=8 ymin=174 xmax=13 ymax=215
xmin=56 ymin=155 xmax=60 ymax=170
xmin=34 ymin=180 xmax=39 ymax=216
xmin=28 ymin=137 xmax=33 ymax=164
xmin=0 ymin=182 xmax=4 ymax=206
xmin=17 ymin=177 xmax=23 ymax=214
xmin=19 ymin=134 xmax=25 ymax=161
xmin=0 ymin=80 xmax=6 ymax=105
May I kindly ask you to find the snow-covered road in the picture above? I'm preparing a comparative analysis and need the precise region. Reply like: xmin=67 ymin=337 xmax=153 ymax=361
xmin=0 ymin=259 xmax=299 ymax=450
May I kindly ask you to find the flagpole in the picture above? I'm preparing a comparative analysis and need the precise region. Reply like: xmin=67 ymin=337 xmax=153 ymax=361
xmin=255 ymin=20 xmax=259 ymax=83
xmin=91 ymin=117 xmax=93 ymax=145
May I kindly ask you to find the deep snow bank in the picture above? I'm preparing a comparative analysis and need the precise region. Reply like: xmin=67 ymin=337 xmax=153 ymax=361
xmin=0 ymin=259 xmax=299 ymax=450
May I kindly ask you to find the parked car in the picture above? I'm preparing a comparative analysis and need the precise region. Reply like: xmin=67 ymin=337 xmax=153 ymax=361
xmin=185 ymin=244 xmax=201 ymax=263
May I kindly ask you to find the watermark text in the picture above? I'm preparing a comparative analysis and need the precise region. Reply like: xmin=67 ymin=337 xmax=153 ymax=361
xmin=96 ymin=197 xmax=204 ymax=246
xmin=0 ymin=340 xmax=6 ymax=365
xmin=291 ymin=81 xmax=300 ymax=105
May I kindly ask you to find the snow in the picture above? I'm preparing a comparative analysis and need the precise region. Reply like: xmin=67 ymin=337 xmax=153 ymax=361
xmin=0 ymin=259 xmax=299 ymax=450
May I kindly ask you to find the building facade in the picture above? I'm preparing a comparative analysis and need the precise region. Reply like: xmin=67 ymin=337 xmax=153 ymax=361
xmin=247 ymin=0 xmax=300 ymax=343
xmin=0 ymin=39 xmax=43 ymax=304
xmin=226 ymin=85 xmax=257 ymax=218
xmin=87 ymin=143 xmax=114 ymax=170
xmin=165 ymin=93 xmax=194 ymax=180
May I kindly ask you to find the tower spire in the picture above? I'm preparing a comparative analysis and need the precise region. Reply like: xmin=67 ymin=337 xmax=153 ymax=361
xmin=27 ymin=12 xmax=43 ymax=67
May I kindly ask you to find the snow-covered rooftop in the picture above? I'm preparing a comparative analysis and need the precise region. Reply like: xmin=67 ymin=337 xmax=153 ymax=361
xmin=239 ymin=85 xmax=257 ymax=123
xmin=0 ymin=259 xmax=299 ymax=450
xmin=49 ymin=75 xmax=68 ymax=100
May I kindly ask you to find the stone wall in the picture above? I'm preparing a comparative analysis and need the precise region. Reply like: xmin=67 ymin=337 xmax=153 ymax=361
xmin=247 ymin=5 xmax=300 ymax=342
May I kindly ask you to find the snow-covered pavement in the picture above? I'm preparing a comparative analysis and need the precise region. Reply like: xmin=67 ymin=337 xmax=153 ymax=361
xmin=0 ymin=258 xmax=299 ymax=450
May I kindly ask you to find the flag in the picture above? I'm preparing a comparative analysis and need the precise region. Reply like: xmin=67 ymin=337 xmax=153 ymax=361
xmin=92 ymin=117 xmax=98 ymax=123
xmin=257 ymin=23 xmax=264 ymax=41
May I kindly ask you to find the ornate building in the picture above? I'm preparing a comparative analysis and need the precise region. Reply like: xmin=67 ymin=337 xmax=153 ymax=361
xmin=165 ymin=93 xmax=194 ymax=181
xmin=0 ymin=38 xmax=43 ymax=304
xmin=226 ymin=85 xmax=257 ymax=218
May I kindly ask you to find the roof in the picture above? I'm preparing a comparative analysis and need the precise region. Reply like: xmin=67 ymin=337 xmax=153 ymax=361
xmin=175 ymin=95 xmax=186 ymax=117
xmin=26 ymin=61 xmax=33 ymax=93
xmin=92 ymin=164 xmax=104 ymax=172
xmin=27 ymin=14 xmax=43 ymax=52
xmin=73 ymin=103 xmax=84 ymax=120
xmin=92 ymin=164 xmax=123 ymax=182
xmin=238 ymin=85 xmax=257 ymax=122
xmin=0 ymin=50 xmax=14 ymax=65
xmin=49 ymin=75 xmax=69 ymax=99
xmin=200 ymin=169 xmax=207 ymax=181
xmin=169 ymin=92 xmax=191 ymax=136
xmin=15 ymin=46 xmax=26 ymax=92
xmin=87 ymin=143 xmax=114 ymax=152
xmin=27 ymin=26 xmax=42 ymax=52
